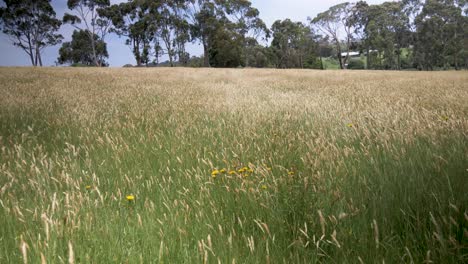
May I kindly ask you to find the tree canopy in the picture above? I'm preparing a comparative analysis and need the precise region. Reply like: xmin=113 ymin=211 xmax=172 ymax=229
xmin=63 ymin=0 xmax=111 ymax=67
xmin=0 ymin=0 xmax=63 ymax=66
xmin=1 ymin=0 xmax=466 ymax=70
xmin=57 ymin=30 xmax=108 ymax=66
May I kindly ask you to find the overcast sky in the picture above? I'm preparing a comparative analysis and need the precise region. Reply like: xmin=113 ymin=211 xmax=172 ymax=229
xmin=0 ymin=0 xmax=388 ymax=67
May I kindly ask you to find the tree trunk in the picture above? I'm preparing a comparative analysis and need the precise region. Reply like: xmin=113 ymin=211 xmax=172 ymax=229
xmin=28 ymin=48 xmax=36 ymax=66
xmin=134 ymin=39 xmax=142 ymax=67
xmin=203 ymin=39 xmax=210 ymax=67
xmin=244 ymin=47 xmax=249 ymax=68
xmin=243 ymin=38 xmax=249 ymax=67
xmin=379 ymin=52 xmax=383 ymax=69
xmin=165 ymin=40 xmax=174 ymax=67
xmin=89 ymin=32 xmax=99 ymax=67
xmin=28 ymin=34 xmax=37 ymax=66
xmin=90 ymin=9 xmax=100 ymax=67
xmin=169 ymin=52 xmax=174 ymax=67
xmin=366 ymin=46 xmax=370 ymax=69
xmin=397 ymin=50 xmax=401 ymax=71
xmin=37 ymin=49 xmax=43 ymax=67
xmin=336 ymin=41 xmax=344 ymax=69
xmin=34 ymin=45 xmax=41 ymax=67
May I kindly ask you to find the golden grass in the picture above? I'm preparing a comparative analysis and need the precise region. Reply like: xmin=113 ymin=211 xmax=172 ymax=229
xmin=0 ymin=67 xmax=467 ymax=263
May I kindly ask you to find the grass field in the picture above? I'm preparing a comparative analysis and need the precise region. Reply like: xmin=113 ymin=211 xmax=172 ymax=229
xmin=0 ymin=68 xmax=467 ymax=263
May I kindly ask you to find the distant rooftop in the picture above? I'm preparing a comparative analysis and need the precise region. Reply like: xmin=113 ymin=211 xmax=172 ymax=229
xmin=341 ymin=51 xmax=360 ymax=57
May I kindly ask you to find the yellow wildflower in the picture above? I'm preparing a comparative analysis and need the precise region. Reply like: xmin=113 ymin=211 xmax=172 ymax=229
xmin=261 ymin=185 xmax=267 ymax=190
xmin=238 ymin=168 xmax=245 ymax=173
xmin=126 ymin=195 xmax=135 ymax=201
xmin=228 ymin=170 xmax=236 ymax=175
xmin=347 ymin=123 xmax=353 ymax=127
xmin=288 ymin=171 xmax=295 ymax=175
xmin=220 ymin=168 xmax=226 ymax=173
xmin=85 ymin=185 xmax=91 ymax=190
xmin=211 ymin=169 xmax=220 ymax=176
xmin=248 ymin=168 xmax=254 ymax=173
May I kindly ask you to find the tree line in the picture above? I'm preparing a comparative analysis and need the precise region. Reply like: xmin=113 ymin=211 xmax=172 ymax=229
xmin=1 ymin=0 xmax=466 ymax=70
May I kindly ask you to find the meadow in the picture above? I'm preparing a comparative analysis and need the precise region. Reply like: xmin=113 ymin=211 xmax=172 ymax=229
xmin=0 ymin=68 xmax=466 ymax=263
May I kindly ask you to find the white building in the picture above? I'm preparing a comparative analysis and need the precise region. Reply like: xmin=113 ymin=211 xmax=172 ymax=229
xmin=341 ymin=51 xmax=360 ymax=58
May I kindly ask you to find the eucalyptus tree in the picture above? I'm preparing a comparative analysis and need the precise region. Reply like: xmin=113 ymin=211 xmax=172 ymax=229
xmin=58 ymin=29 xmax=108 ymax=66
xmin=402 ymin=0 xmax=424 ymax=31
xmin=170 ymin=1 xmax=191 ymax=66
xmin=208 ymin=21 xmax=244 ymax=67
xmin=0 ymin=0 xmax=62 ymax=66
xmin=270 ymin=19 xmax=319 ymax=69
xmin=173 ymin=16 xmax=191 ymax=65
xmin=100 ymin=0 xmax=158 ymax=66
xmin=158 ymin=0 xmax=191 ymax=67
xmin=217 ymin=0 xmax=269 ymax=66
xmin=187 ymin=0 xmax=225 ymax=67
xmin=185 ymin=0 xmax=268 ymax=67
xmin=347 ymin=1 xmax=371 ymax=67
xmin=310 ymin=2 xmax=355 ymax=69
xmin=363 ymin=2 xmax=410 ymax=69
xmin=63 ymin=0 xmax=111 ymax=66
xmin=414 ymin=0 xmax=466 ymax=70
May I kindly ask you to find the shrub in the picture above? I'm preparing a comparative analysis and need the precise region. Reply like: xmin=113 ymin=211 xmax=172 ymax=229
xmin=347 ymin=58 xmax=365 ymax=70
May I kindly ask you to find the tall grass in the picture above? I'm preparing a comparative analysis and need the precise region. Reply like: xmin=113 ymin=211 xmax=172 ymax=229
xmin=0 ymin=68 xmax=467 ymax=263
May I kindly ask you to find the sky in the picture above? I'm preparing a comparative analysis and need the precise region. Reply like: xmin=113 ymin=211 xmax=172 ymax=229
xmin=0 ymin=0 xmax=388 ymax=67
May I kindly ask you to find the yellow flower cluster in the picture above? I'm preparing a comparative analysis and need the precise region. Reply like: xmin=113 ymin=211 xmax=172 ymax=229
xmin=211 ymin=165 xmax=256 ymax=179
xmin=238 ymin=167 xmax=249 ymax=173
xmin=208 ymin=163 xmax=280 ymax=193
xmin=210 ymin=163 xmax=277 ymax=177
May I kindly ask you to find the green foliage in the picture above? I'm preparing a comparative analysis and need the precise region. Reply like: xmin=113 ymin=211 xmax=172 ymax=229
xmin=309 ymin=0 xmax=467 ymax=71
xmin=63 ymin=0 xmax=111 ymax=67
xmin=187 ymin=55 xmax=205 ymax=67
xmin=2 ymin=0 xmax=466 ymax=70
xmin=58 ymin=30 xmax=109 ymax=66
xmin=0 ymin=0 xmax=63 ymax=66
xmin=270 ymin=19 xmax=321 ymax=69
xmin=322 ymin=57 xmax=341 ymax=69
xmin=310 ymin=2 xmax=355 ymax=69
xmin=209 ymin=27 xmax=243 ymax=67
xmin=217 ymin=0 xmax=270 ymax=67
xmin=347 ymin=58 xmax=365 ymax=69
xmin=350 ymin=1 xmax=411 ymax=70
xmin=99 ymin=1 xmax=156 ymax=66
xmin=414 ymin=0 xmax=466 ymax=70
xmin=158 ymin=1 xmax=191 ymax=67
